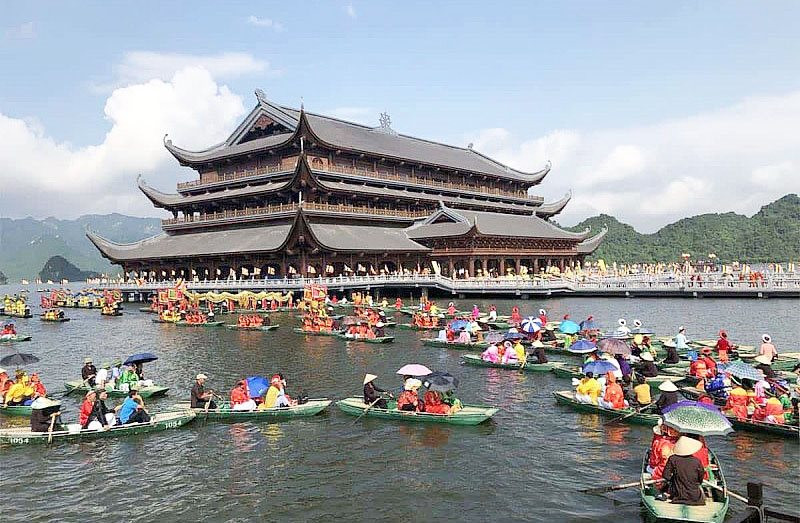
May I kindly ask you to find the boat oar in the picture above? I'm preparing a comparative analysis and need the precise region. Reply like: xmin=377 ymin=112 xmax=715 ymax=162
xmin=352 ymin=397 xmax=383 ymax=425
xmin=604 ymin=403 xmax=654 ymax=425
xmin=580 ymin=478 xmax=663 ymax=495
xmin=703 ymin=481 xmax=749 ymax=503
xmin=63 ymin=377 xmax=91 ymax=397
xmin=47 ymin=412 xmax=58 ymax=444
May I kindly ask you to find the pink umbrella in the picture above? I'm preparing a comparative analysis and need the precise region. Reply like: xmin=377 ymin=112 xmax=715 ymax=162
xmin=396 ymin=364 xmax=433 ymax=376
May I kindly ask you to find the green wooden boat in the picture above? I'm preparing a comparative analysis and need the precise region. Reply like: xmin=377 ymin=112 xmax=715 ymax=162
xmin=138 ymin=307 xmax=157 ymax=313
xmin=39 ymin=316 xmax=70 ymax=322
xmin=225 ymin=324 xmax=279 ymax=331
xmin=640 ymin=450 xmax=729 ymax=523
xmin=422 ymin=338 xmax=489 ymax=350
xmin=461 ymin=354 xmax=563 ymax=373
xmin=0 ymin=335 xmax=32 ymax=343
xmin=292 ymin=327 xmax=340 ymax=336
xmin=64 ymin=381 xmax=169 ymax=398
xmin=174 ymin=320 xmax=224 ymax=327
xmin=338 ymin=334 xmax=395 ymax=344
xmin=552 ymin=391 xmax=659 ymax=426
xmin=101 ymin=311 xmax=123 ymax=316
xmin=396 ymin=323 xmax=440 ymax=331
xmin=0 ymin=410 xmax=195 ymax=446
xmin=551 ymin=365 xmax=685 ymax=391
xmin=152 ymin=318 xmax=179 ymax=324
xmin=172 ymin=399 xmax=331 ymax=421
xmin=0 ymin=404 xmax=33 ymax=417
xmin=0 ymin=311 xmax=33 ymax=318
xmin=726 ymin=416 xmax=799 ymax=439
xmin=336 ymin=397 xmax=498 ymax=425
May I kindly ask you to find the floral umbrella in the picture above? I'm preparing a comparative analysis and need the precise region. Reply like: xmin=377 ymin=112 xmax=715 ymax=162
xmin=662 ymin=403 xmax=734 ymax=437
xmin=718 ymin=360 xmax=765 ymax=382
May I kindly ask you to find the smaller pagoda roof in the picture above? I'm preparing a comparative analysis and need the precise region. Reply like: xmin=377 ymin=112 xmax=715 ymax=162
xmin=308 ymin=223 xmax=429 ymax=252
xmin=87 ymin=224 xmax=293 ymax=262
xmin=407 ymin=205 xmax=591 ymax=241
xmin=138 ymin=176 xmax=290 ymax=209
xmin=164 ymin=132 xmax=293 ymax=165
xmin=577 ymin=226 xmax=608 ymax=254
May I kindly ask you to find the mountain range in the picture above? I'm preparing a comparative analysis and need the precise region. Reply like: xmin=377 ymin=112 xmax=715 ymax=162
xmin=0 ymin=195 xmax=796 ymax=281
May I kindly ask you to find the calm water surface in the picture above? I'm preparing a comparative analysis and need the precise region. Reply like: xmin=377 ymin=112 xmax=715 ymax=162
xmin=1 ymin=286 xmax=797 ymax=522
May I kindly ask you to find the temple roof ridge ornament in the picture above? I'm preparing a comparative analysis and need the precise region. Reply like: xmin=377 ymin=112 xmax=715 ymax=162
xmin=577 ymin=225 xmax=608 ymax=254
xmin=376 ymin=111 xmax=396 ymax=135
xmin=535 ymin=189 xmax=572 ymax=218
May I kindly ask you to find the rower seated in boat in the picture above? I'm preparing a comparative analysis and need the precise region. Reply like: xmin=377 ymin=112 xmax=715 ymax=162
xmin=363 ymin=374 xmax=390 ymax=409
xmin=575 ymin=372 xmax=601 ymax=405
xmin=396 ymin=379 xmax=423 ymax=412
xmin=656 ymin=436 xmax=706 ymax=505
xmin=86 ymin=390 xmax=117 ymax=430
xmin=81 ymin=358 xmax=98 ymax=388
xmin=540 ymin=325 xmax=557 ymax=343
xmin=630 ymin=375 xmax=652 ymax=407
xmin=119 ymin=390 xmax=150 ymax=424
xmin=753 ymin=354 xmax=777 ymax=379
xmin=654 ymin=381 xmax=680 ymax=414
xmin=1 ymin=322 xmax=17 ymax=338
xmin=30 ymin=397 xmax=62 ymax=432
xmin=530 ymin=340 xmax=546 ymax=364
xmin=230 ymin=380 xmax=256 ymax=411
xmin=191 ymin=373 xmax=216 ymax=409
xmin=637 ymin=352 xmax=659 ymax=377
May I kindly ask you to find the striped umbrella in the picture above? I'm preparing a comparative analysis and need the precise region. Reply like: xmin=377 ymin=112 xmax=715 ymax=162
xmin=662 ymin=403 xmax=734 ymax=436
xmin=520 ymin=317 xmax=542 ymax=333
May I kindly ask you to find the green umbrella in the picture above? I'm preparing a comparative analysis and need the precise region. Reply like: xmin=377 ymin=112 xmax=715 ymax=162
xmin=662 ymin=404 xmax=733 ymax=437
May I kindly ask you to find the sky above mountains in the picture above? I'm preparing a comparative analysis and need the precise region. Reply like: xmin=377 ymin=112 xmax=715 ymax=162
xmin=1 ymin=1 xmax=799 ymax=232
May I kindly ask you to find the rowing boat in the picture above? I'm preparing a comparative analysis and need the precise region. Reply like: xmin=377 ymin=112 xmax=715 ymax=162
xmin=421 ymin=338 xmax=489 ymax=350
xmin=0 ymin=404 xmax=33 ymax=417
xmin=172 ymin=399 xmax=331 ymax=421
xmin=640 ymin=449 xmax=729 ymax=523
xmin=174 ymin=320 xmax=224 ymax=327
xmin=726 ymin=416 xmax=799 ymax=439
xmin=338 ymin=334 xmax=395 ymax=344
xmin=138 ymin=307 xmax=157 ymax=313
xmin=0 ymin=410 xmax=195 ymax=445
xmin=336 ymin=397 xmax=498 ymax=425
xmin=152 ymin=318 xmax=179 ymax=324
xmin=0 ymin=335 xmax=32 ymax=343
xmin=292 ymin=327 xmax=340 ymax=336
xmin=552 ymin=391 xmax=659 ymax=426
xmin=39 ymin=316 xmax=70 ymax=322
xmin=739 ymin=353 xmax=800 ymax=372
xmin=225 ymin=324 xmax=280 ymax=331
xmin=0 ymin=311 xmax=33 ymax=318
xmin=63 ymin=381 xmax=169 ymax=398
xmin=551 ymin=366 xmax=685 ymax=390
xmin=461 ymin=354 xmax=563 ymax=373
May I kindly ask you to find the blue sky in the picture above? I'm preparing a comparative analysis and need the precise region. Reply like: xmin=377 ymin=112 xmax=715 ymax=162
xmin=1 ymin=1 xmax=799 ymax=229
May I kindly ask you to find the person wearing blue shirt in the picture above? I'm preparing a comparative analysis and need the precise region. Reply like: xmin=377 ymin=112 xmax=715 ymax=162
xmin=118 ymin=390 xmax=150 ymax=424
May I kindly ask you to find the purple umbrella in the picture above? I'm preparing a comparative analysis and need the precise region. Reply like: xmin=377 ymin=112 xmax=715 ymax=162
xmin=597 ymin=338 xmax=631 ymax=356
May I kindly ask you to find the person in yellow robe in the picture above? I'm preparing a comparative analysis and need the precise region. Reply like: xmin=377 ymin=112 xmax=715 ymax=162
xmin=575 ymin=372 xmax=601 ymax=405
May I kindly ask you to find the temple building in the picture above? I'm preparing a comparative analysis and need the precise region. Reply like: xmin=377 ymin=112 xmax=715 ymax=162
xmin=88 ymin=89 xmax=605 ymax=280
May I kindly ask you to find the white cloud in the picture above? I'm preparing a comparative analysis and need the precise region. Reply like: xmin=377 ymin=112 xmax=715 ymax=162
xmin=247 ymin=15 xmax=285 ymax=32
xmin=110 ymin=51 xmax=271 ymax=87
xmin=326 ymin=106 xmax=374 ymax=125
xmin=469 ymin=90 xmax=800 ymax=232
xmin=4 ymin=21 xmax=35 ymax=40
xmin=345 ymin=4 xmax=357 ymax=18
xmin=0 ymin=66 xmax=247 ymax=218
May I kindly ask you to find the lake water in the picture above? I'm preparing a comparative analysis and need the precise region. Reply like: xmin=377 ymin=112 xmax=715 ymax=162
xmin=1 ymin=286 xmax=798 ymax=522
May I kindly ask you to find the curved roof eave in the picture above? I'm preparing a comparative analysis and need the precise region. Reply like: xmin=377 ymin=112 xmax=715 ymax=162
xmin=577 ymin=226 xmax=608 ymax=254
xmin=163 ymin=130 xmax=297 ymax=167
xmin=535 ymin=190 xmax=572 ymax=218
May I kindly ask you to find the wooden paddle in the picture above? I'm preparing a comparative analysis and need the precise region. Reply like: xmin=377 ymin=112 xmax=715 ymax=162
xmin=47 ymin=412 xmax=58 ymax=444
xmin=64 ymin=377 xmax=91 ymax=397
xmin=603 ymin=403 xmax=654 ymax=425
xmin=580 ymin=478 xmax=663 ymax=495
xmin=703 ymin=481 xmax=749 ymax=503
xmin=352 ymin=397 xmax=383 ymax=425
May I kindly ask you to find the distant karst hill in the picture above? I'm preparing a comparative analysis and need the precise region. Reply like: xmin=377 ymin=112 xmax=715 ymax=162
xmin=39 ymin=255 xmax=100 ymax=282
xmin=567 ymin=194 xmax=800 ymax=263
xmin=0 ymin=213 xmax=160 ymax=281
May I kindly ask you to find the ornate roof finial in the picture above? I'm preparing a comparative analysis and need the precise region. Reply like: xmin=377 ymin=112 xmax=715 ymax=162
xmin=300 ymin=96 xmax=304 ymax=111
xmin=378 ymin=111 xmax=396 ymax=135
xmin=254 ymin=88 xmax=266 ymax=102
xmin=467 ymin=143 xmax=474 ymax=150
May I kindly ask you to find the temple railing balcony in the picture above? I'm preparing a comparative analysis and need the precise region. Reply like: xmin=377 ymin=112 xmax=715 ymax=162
xmin=301 ymin=201 xmax=430 ymax=219
xmin=324 ymin=164 xmax=533 ymax=201
xmin=176 ymin=163 xmax=294 ymax=191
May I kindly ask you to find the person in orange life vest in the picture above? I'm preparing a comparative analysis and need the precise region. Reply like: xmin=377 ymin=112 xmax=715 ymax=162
xmin=697 ymin=348 xmax=717 ymax=377
xmin=230 ymin=380 xmax=255 ymax=411
xmin=599 ymin=372 xmax=626 ymax=409
xmin=647 ymin=420 xmax=678 ymax=480
xmin=689 ymin=356 xmax=708 ymax=380
xmin=724 ymin=386 xmax=749 ymax=420
xmin=715 ymin=330 xmax=732 ymax=363
xmin=397 ymin=379 xmax=423 ymax=412
xmin=29 ymin=373 xmax=46 ymax=397
xmin=423 ymin=390 xmax=450 ymax=415
xmin=79 ymin=390 xmax=97 ymax=428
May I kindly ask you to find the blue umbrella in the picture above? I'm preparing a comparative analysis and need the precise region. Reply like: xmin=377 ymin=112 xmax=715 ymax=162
xmin=449 ymin=319 xmax=470 ymax=331
xmin=559 ymin=320 xmax=580 ymax=334
xmin=582 ymin=359 xmax=618 ymax=376
xmin=579 ymin=318 xmax=599 ymax=331
xmin=568 ymin=339 xmax=597 ymax=354
xmin=124 ymin=352 xmax=158 ymax=365
xmin=718 ymin=361 xmax=765 ymax=381
xmin=246 ymin=376 xmax=270 ymax=398
xmin=520 ymin=317 xmax=542 ymax=333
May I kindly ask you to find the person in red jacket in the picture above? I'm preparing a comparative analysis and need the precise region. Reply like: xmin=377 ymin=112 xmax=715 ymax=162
xmin=230 ymin=380 xmax=255 ymax=411
xmin=647 ymin=422 xmax=678 ymax=480
xmin=715 ymin=330 xmax=732 ymax=363
xmin=30 ymin=373 xmax=46 ymax=397
xmin=79 ymin=390 xmax=97 ymax=428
